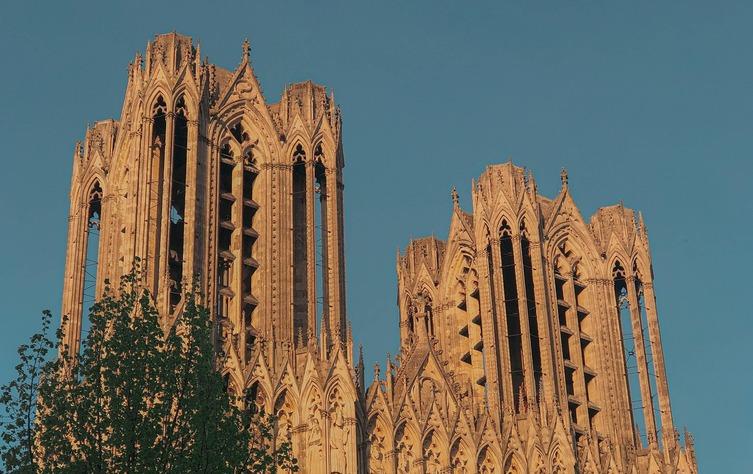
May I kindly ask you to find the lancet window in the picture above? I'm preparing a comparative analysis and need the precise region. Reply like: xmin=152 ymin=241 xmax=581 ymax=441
xmin=313 ymin=144 xmax=329 ymax=336
xmin=215 ymin=121 xmax=260 ymax=358
xmin=217 ymin=142 xmax=236 ymax=329
xmin=554 ymin=242 xmax=601 ymax=435
xmin=457 ymin=260 xmax=487 ymax=394
xmin=148 ymin=96 xmax=167 ymax=282
xmin=520 ymin=219 xmax=543 ymax=391
xmin=168 ymin=95 xmax=188 ymax=311
xmin=292 ymin=143 xmax=329 ymax=346
xmin=77 ymin=181 xmax=104 ymax=345
xmin=292 ymin=144 xmax=309 ymax=341
xmin=499 ymin=220 xmax=524 ymax=410
xmin=613 ymin=260 xmax=647 ymax=445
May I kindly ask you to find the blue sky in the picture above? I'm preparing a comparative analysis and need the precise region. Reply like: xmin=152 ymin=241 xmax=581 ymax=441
xmin=0 ymin=1 xmax=751 ymax=471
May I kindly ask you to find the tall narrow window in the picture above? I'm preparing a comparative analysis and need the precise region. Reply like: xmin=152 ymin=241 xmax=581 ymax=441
xmin=572 ymin=264 xmax=599 ymax=430
xmin=485 ymin=242 xmax=499 ymax=396
xmin=241 ymin=147 xmax=259 ymax=357
xmin=467 ymin=268 xmax=487 ymax=393
xmin=168 ymin=96 xmax=188 ymax=311
xmin=292 ymin=144 xmax=308 ymax=340
xmin=614 ymin=261 xmax=646 ymax=446
xmin=520 ymin=220 xmax=542 ymax=392
xmin=217 ymin=142 xmax=236 ymax=325
xmin=149 ymin=97 xmax=167 ymax=282
xmin=314 ymin=145 xmax=328 ymax=334
xmin=554 ymin=261 xmax=573 ymax=407
xmin=499 ymin=220 xmax=523 ymax=410
xmin=81 ymin=182 xmax=103 ymax=344
xmin=634 ymin=260 xmax=661 ymax=444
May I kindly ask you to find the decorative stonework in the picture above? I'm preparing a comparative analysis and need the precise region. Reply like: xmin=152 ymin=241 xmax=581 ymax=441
xmin=59 ymin=33 xmax=696 ymax=474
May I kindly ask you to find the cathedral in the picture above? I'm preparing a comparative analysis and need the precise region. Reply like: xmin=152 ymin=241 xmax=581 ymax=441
xmin=60 ymin=33 xmax=697 ymax=473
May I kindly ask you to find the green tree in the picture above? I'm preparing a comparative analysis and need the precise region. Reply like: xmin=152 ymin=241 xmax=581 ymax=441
xmin=1 ymin=266 xmax=297 ymax=473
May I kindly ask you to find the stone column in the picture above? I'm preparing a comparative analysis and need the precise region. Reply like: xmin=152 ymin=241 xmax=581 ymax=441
xmin=643 ymin=281 xmax=675 ymax=452
xmin=183 ymin=119 xmax=199 ymax=284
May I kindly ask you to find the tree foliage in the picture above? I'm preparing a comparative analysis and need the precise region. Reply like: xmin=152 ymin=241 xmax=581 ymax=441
xmin=1 ymin=267 xmax=297 ymax=473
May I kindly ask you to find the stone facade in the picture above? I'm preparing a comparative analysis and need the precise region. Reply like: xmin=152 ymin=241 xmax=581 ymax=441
xmin=60 ymin=33 xmax=696 ymax=473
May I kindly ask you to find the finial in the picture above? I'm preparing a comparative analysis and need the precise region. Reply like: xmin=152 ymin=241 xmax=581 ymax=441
xmin=560 ymin=167 xmax=568 ymax=189
xmin=451 ymin=186 xmax=459 ymax=207
xmin=242 ymin=38 xmax=250 ymax=61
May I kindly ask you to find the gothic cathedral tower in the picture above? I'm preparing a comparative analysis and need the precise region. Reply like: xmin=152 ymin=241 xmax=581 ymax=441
xmin=60 ymin=32 xmax=696 ymax=474
xmin=61 ymin=33 xmax=363 ymax=474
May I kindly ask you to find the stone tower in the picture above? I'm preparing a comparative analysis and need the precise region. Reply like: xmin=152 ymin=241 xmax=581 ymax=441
xmin=363 ymin=164 xmax=697 ymax=473
xmin=60 ymin=32 xmax=696 ymax=474
xmin=61 ymin=33 xmax=361 ymax=474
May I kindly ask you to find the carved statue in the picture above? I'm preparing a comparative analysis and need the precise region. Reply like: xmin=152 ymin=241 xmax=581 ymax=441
xmin=306 ymin=409 xmax=323 ymax=468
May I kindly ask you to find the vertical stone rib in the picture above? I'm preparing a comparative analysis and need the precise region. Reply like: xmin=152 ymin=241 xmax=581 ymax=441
xmin=643 ymin=281 xmax=675 ymax=449
xmin=183 ymin=120 xmax=199 ymax=282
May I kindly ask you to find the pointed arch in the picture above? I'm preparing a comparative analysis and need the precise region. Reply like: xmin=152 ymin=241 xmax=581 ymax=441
xmin=273 ymin=388 xmax=297 ymax=448
xmin=449 ymin=436 xmax=473 ymax=474
xmin=172 ymin=83 xmax=199 ymax=119
xmin=502 ymin=450 xmax=525 ymax=474
xmin=395 ymin=420 xmax=421 ymax=474
xmin=422 ymin=428 xmax=446 ymax=473
xmin=366 ymin=413 xmax=392 ymax=474
xmin=549 ymin=444 xmax=569 ymax=474
xmin=477 ymin=445 xmax=501 ymax=474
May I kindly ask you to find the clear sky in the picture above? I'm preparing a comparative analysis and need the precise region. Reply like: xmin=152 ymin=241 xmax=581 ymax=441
xmin=0 ymin=1 xmax=750 ymax=471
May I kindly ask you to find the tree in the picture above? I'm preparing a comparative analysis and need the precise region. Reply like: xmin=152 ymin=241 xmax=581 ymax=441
xmin=1 ymin=266 xmax=297 ymax=473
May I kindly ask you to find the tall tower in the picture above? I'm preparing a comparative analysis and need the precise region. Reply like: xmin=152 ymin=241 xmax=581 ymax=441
xmin=60 ymin=33 xmax=362 ymax=474
xmin=365 ymin=163 xmax=697 ymax=474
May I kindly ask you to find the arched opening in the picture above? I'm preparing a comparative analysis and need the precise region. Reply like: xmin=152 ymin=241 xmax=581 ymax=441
xmin=217 ymin=141 xmax=236 ymax=336
xmin=553 ymin=241 xmax=601 ymax=436
xmin=292 ymin=143 xmax=309 ymax=342
xmin=499 ymin=220 xmax=523 ymax=410
xmin=614 ymin=260 xmax=646 ymax=446
xmin=520 ymin=219 xmax=543 ymax=392
xmin=149 ymin=96 xmax=167 ymax=283
xmin=167 ymin=95 xmax=188 ymax=311
xmin=633 ymin=259 xmax=661 ymax=445
xmin=314 ymin=145 xmax=329 ymax=338
xmin=80 ymin=181 xmax=103 ymax=346
xmin=241 ymin=143 xmax=259 ymax=359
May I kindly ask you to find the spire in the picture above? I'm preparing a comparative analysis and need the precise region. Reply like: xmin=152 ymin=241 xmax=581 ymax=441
xmin=451 ymin=186 xmax=460 ymax=208
xmin=560 ymin=167 xmax=569 ymax=190
xmin=357 ymin=344 xmax=365 ymax=390
xmin=241 ymin=38 xmax=250 ymax=63
xmin=194 ymin=43 xmax=201 ymax=77
xmin=319 ymin=311 xmax=328 ymax=361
